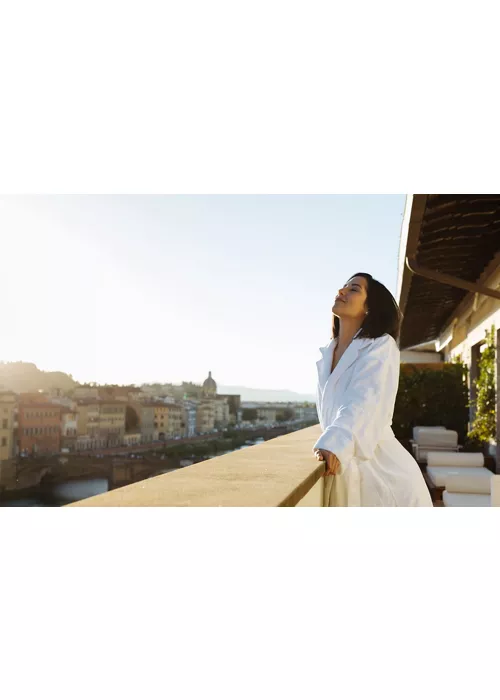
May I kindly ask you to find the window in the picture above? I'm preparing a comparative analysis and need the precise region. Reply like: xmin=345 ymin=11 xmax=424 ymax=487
xmin=1 ymin=438 xmax=6 ymax=447
xmin=2 ymin=419 xmax=7 ymax=429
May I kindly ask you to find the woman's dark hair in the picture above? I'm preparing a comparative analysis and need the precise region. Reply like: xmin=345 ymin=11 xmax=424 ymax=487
xmin=331 ymin=272 xmax=402 ymax=345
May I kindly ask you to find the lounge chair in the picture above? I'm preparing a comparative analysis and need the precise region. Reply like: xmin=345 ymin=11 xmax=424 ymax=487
xmin=425 ymin=451 xmax=491 ymax=503
xmin=410 ymin=428 xmax=461 ymax=462
xmin=443 ymin=472 xmax=500 ymax=507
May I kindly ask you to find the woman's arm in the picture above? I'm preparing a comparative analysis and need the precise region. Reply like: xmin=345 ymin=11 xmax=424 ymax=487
xmin=312 ymin=334 xmax=399 ymax=474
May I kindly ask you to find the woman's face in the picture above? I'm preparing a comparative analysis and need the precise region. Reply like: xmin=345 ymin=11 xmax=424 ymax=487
xmin=331 ymin=275 xmax=368 ymax=321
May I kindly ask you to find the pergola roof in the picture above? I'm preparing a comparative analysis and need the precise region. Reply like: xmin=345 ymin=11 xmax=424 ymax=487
xmin=397 ymin=194 xmax=500 ymax=349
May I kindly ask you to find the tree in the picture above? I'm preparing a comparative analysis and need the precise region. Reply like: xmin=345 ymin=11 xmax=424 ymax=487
xmin=125 ymin=406 xmax=140 ymax=433
xmin=242 ymin=408 xmax=258 ymax=422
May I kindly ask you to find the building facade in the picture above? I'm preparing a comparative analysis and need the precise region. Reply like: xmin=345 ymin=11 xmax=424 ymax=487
xmin=181 ymin=400 xmax=198 ymax=437
xmin=167 ymin=403 xmax=184 ymax=437
xmin=17 ymin=396 xmax=62 ymax=455
xmin=196 ymin=399 xmax=216 ymax=433
xmin=257 ymin=407 xmax=277 ymax=423
xmin=217 ymin=393 xmax=241 ymax=425
xmin=76 ymin=400 xmax=126 ymax=448
xmin=138 ymin=404 xmax=156 ymax=443
xmin=60 ymin=407 xmax=78 ymax=451
xmin=74 ymin=386 xmax=100 ymax=400
xmin=153 ymin=403 xmax=170 ymax=439
xmin=76 ymin=401 xmax=100 ymax=441
xmin=0 ymin=391 xmax=17 ymax=461
xmin=213 ymin=397 xmax=230 ymax=429
xmin=97 ymin=402 xmax=126 ymax=446
xmin=123 ymin=433 xmax=141 ymax=446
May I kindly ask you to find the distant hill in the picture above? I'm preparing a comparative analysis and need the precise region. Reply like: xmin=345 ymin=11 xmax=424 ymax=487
xmin=217 ymin=385 xmax=316 ymax=403
xmin=0 ymin=364 xmax=314 ymax=404
xmin=139 ymin=382 xmax=315 ymax=403
xmin=0 ymin=362 xmax=76 ymax=394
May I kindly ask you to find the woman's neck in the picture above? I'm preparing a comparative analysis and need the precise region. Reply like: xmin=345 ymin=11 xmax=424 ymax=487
xmin=336 ymin=318 xmax=363 ymax=347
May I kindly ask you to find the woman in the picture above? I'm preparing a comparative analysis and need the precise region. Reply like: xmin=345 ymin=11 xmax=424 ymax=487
xmin=313 ymin=273 xmax=432 ymax=507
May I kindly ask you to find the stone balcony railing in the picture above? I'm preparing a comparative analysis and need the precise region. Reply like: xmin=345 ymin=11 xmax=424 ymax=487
xmin=69 ymin=424 xmax=325 ymax=507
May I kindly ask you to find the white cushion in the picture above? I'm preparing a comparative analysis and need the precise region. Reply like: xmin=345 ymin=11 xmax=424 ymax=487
xmin=414 ymin=430 xmax=458 ymax=448
xmin=443 ymin=492 xmax=491 ymax=507
xmin=414 ymin=425 xmax=447 ymax=430
xmin=427 ymin=466 xmax=492 ymax=488
xmin=412 ymin=426 xmax=446 ymax=441
xmin=445 ymin=473 xmax=492 ymax=494
xmin=427 ymin=451 xmax=484 ymax=468
xmin=417 ymin=446 xmax=460 ymax=462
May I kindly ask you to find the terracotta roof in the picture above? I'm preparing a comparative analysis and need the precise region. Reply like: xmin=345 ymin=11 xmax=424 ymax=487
xmin=19 ymin=403 xmax=62 ymax=411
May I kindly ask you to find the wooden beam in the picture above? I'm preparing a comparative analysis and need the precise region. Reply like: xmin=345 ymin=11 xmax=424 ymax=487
xmin=406 ymin=256 xmax=500 ymax=301
xmin=438 ymin=251 xmax=500 ymax=334
xmin=397 ymin=194 xmax=428 ymax=316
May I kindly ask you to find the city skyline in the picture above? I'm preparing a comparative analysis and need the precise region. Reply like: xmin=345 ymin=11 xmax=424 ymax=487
xmin=2 ymin=194 xmax=405 ymax=393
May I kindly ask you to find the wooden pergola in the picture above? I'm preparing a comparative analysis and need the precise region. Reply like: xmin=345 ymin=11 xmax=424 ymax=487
xmin=397 ymin=194 xmax=500 ymax=350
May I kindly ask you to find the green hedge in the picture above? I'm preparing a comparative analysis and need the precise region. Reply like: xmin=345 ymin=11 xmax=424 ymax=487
xmin=394 ymin=363 xmax=469 ymax=444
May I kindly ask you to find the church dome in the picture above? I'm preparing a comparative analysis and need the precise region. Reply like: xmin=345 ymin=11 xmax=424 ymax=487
xmin=202 ymin=371 xmax=217 ymax=396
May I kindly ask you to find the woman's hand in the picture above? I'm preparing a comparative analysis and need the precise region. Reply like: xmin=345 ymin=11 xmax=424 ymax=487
xmin=314 ymin=449 xmax=341 ymax=476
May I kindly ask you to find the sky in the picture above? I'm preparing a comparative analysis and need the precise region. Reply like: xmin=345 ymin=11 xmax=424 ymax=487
xmin=1 ymin=195 xmax=406 ymax=394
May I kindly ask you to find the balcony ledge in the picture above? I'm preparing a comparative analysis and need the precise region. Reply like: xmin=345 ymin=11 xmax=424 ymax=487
xmin=69 ymin=424 xmax=325 ymax=507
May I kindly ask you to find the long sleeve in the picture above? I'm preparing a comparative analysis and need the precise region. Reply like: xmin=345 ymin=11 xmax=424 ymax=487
xmin=312 ymin=334 xmax=399 ymax=473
